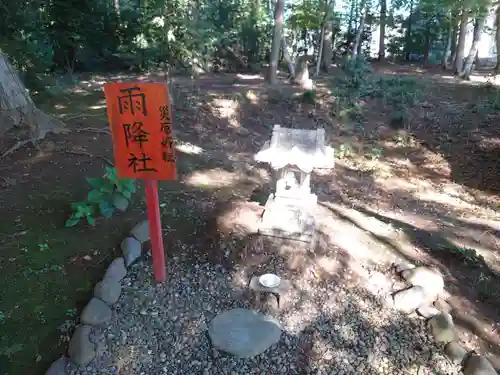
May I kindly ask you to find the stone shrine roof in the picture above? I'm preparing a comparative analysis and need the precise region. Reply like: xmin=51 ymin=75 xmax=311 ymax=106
xmin=254 ymin=125 xmax=334 ymax=172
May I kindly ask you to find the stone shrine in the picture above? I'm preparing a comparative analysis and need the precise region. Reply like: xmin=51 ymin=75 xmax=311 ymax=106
xmin=254 ymin=125 xmax=334 ymax=246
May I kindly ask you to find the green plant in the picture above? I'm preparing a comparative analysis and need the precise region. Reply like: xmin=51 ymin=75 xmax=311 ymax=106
xmin=369 ymin=147 xmax=383 ymax=161
xmin=65 ymin=167 xmax=136 ymax=227
xmin=336 ymin=143 xmax=354 ymax=159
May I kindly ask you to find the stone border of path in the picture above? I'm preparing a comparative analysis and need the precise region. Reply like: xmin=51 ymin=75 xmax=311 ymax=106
xmin=391 ymin=262 xmax=497 ymax=375
xmin=45 ymin=220 xmax=150 ymax=375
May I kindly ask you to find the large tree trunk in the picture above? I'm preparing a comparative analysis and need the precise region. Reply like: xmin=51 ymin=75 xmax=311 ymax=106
xmin=453 ymin=7 xmax=469 ymax=75
xmin=269 ymin=0 xmax=285 ymax=83
xmin=352 ymin=1 xmax=366 ymax=58
xmin=0 ymin=53 xmax=66 ymax=155
xmin=461 ymin=16 xmax=487 ymax=80
xmin=442 ymin=11 xmax=454 ymax=69
xmin=321 ymin=0 xmax=335 ymax=72
xmin=378 ymin=0 xmax=387 ymax=61
xmin=495 ymin=4 xmax=500 ymax=72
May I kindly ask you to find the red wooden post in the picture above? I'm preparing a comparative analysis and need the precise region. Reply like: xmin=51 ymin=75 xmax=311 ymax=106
xmin=145 ymin=179 xmax=166 ymax=282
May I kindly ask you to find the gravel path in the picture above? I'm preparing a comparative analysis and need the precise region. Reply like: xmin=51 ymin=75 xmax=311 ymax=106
xmin=67 ymin=250 xmax=462 ymax=375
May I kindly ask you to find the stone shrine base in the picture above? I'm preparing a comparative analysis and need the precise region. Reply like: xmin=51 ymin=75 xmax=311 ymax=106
xmin=257 ymin=193 xmax=317 ymax=247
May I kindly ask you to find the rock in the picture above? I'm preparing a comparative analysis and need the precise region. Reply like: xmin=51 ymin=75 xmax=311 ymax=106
xmin=94 ymin=278 xmax=121 ymax=305
xmin=208 ymin=308 xmax=282 ymax=358
xmin=428 ymin=312 xmax=455 ymax=343
xmin=45 ymin=357 xmax=68 ymax=375
xmin=111 ymin=193 xmax=130 ymax=212
xmin=366 ymin=271 xmax=392 ymax=295
xmin=416 ymin=305 xmax=440 ymax=319
xmin=393 ymin=261 xmax=415 ymax=273
xmin=131 ymin=220 xmax=150 ymax=243
xmin=463 ymin=355 xmax=497 ymax=375
xmin=401 ymin=266 xmax=444 ymax=299
xmin=393 ymin=286 xmax=426 ymax=313
xmin=121 ymin=237 xmax=142 ymax=267
xmin=80 ymin=298 xmax=112 ymax=326
xmin=444 ymin=342 xmax=467 ymax=364
xmin=434 ymin=298 xmax=452 ymax=313
xmin=68 ymin=325 xmax=96 ymax=366
xmin=104 ymin=257 xmax=127 ymax=281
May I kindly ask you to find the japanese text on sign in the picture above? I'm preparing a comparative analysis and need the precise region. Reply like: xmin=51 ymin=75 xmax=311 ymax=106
xmin=103 ymin=83 xmax=177 ymax=180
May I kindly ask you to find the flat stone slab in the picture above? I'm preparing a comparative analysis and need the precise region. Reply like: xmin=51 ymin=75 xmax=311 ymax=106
xmin=208 ymin=308 xmax=282 ymax=358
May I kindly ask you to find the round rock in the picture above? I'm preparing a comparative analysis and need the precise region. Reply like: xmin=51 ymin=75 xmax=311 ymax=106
xmin=444 ymin=341 xmax=467 ymax=364
xmin=94 ymin=278 xmax=122 ymax=305
xmin=401 ymin=266 xmax=444 ymax=299
xmin=80 ymin=297 xmax=112 ymax=326
xmin=208 ymin=308 xmax=282 ymax=358
xmin=463 ymin=354 xmax=497 ymax=375
xmin=45 ymin=357 xmax=68 ymax=375
xmin=121 ymin=237 xmax=142 ymax=267
xmin=428 ymin=312 xmax=455 ymax=343
xmin=392 ymin=286 xmax=426 ymax=313
xmin=68 ymin=325 xmax=96 ymax=366
xmin=104 ymin=257 xmax=127 ymax=281
xmin=130 ymin=220 xmax=150 ymax=243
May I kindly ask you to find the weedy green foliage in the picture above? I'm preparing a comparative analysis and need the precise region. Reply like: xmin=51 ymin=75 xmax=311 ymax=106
xmin=332 ymin=57 xmax=421 ymax=125
xmin=65 ymin=167 xmax=136 ymax=227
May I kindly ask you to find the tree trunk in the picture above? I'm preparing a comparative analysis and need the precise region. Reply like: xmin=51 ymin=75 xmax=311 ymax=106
xmin=405 ymin=0 xmax=414 ymax=60
xmin=450 ymin=15 xmax=459 ymax=62
xmin=461 ymin=16 xmax=487 ymax=80
xmin=378 ymin=0 xmax=387 ymax=60
xmin=453 ymin=7 xmax=469 ymax=75
xmin=322 ymin=0 xmax=335 ymax=72
xmin=316 ymin=0 xmax=329 ymax=76
xmin=352 ymin=1 xmax=366 ymax=58
xmin=281 ymin=36 xmax=295 ymax=77
xmin=269 ymin=0 xmax=285 ymax=83
xmin=0 ymin=53 xmax=66 ymax=155
xmin=423 ymin=23 xmax=431 ymax=65
xmin=442 ymin=11 xmax=454 ymax=69
xmin=495 ymin=4 xmax=500 ymax=72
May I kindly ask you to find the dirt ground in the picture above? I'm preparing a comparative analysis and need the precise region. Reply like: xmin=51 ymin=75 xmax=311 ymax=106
xmin=0 ymin=63 xmax=499 ymax=375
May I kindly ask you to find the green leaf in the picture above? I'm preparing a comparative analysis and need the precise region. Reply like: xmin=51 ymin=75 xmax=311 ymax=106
xmin=86 ymin=215 xmax=96 ymax=226
xmin=121 ymin=190 xmax=132 ymax=200
xmin=86 ymin=177 xmax=105 ymax=190
xmin=71 ymin=201 xmax=86 ymax=210
xmin=87 ymin=189 xmax=107 ymax=203
xmin=65 ymin=217 xmax=81 ymax=227
xmin=105 ymin=167 xmax=119 ymax=184
xmin=99 ymin=201 xmax=115 ymax=217
xmin=74 ymin=211 xmax=84 ymax=218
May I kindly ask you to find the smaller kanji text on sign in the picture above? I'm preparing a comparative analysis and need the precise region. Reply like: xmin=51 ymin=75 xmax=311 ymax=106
xmin=104 ymin=83 xmax=176 ymax=180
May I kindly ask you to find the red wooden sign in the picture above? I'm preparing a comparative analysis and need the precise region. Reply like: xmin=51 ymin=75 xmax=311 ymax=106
xmin=104 ymin=82 xmax=176 ymax=282
xmin=103 ymin=82 xmax=176 ymax=181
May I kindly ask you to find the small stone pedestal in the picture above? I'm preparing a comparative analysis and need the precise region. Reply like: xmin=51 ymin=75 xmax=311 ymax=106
xmin=249 ymin=276 xmax=291 ymax=312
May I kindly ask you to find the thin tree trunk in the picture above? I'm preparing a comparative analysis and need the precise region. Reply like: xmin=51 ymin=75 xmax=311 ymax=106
xmin=269 ymin=0 xmax=285 ymax=83
xmin=281 ymin=36 xmax=295 ymax=77
xmin=461 ymin=16 xmax=487 ymax=80
xmin=450 ymin=16 xmax=458 ymax=63
xmin=453 ymin=7 xmax=469 ymax=75
xmin=442 ymin=11 xmax=454 ymax=69
xmin=379 ymin=0 xmax=387 ymax=60
xmin=405 ymin=0 xmax=414 ymax=60
xmin=352 ymin=1 xmax=366 ymax=58
xmin=423 ymin=23 xmax=431 ymax=65
xmin=316 ymin=0 xmax=330 ymax=75
xmin=495 ymin=4 xmax=500 ymax=72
